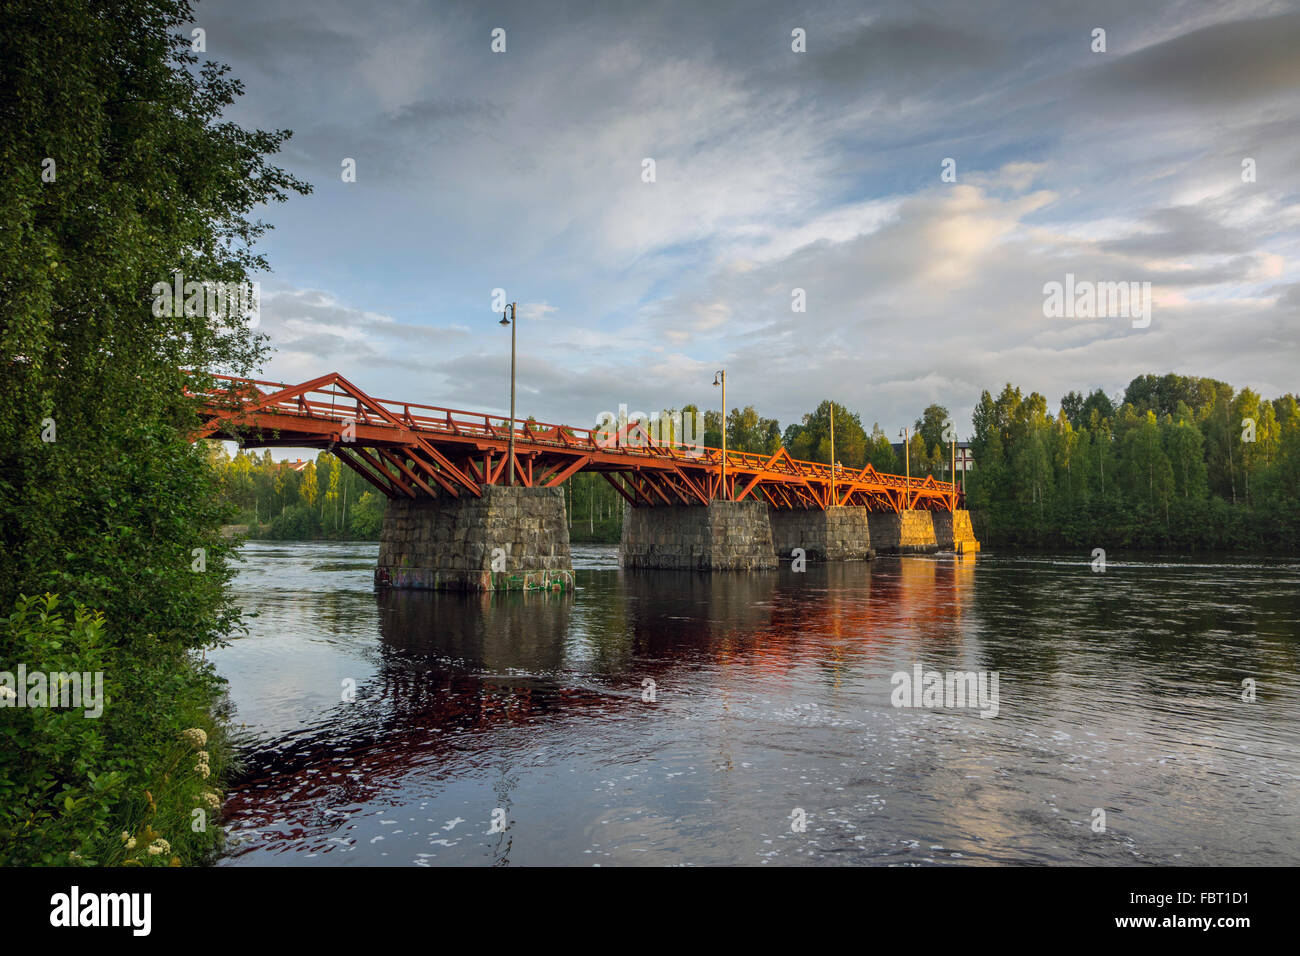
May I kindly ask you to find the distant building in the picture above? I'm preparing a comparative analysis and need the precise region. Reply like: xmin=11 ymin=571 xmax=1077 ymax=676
xmin=889 ymin=441 xmax=974 ymax=473
xmin=958 ymin=443 xmax=973 ymax=472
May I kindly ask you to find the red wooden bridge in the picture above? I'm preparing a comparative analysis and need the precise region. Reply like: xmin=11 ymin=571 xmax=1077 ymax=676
xmin=192 ymin=372 xmax=961 ymax=512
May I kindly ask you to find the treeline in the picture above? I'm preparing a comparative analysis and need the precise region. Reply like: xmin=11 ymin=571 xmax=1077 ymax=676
xmin=966 ymin=373 xmax=1300 ymax=550
xmin=208 ymin=447 xmax=386 ymax=540
xmin=683 ymin=399 xmax=958 ymax=477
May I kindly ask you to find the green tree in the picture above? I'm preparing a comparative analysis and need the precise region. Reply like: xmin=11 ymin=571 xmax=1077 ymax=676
xmin=724 ymin=405 xmax=780 ymax=455
xmin=1234 ymin=389 xmax=1262 ymax=504
xmin=326 ymin=455 xmax=342 ymax=529
xmin=785 ymin=400 xmax=867 ymax=468
xmin=903 ymin=431 xmax=928 ymax=478
xmin=350 ymin=490 xmax=386 ymax=539
xmin=864 ymin=424 xmax=899 ymax=473
xmin=0 ymin=0 xmax=309 ymax=864
xmin=1164 ymin=417 xmax=1207 ymax=501
xmin=914 ymin=404 xmax=950 ymax=456
xmin=299 ymin=460 xmax=319 ymax=510
xmin=703 ymin=409 xmax=723 ymax=451
xmin=1060 ymin=391 xmax=1085 ymax=429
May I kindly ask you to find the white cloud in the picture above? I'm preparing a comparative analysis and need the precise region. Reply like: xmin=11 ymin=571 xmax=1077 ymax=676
xmin=207 ymin=0 xmax=1299 ymax=438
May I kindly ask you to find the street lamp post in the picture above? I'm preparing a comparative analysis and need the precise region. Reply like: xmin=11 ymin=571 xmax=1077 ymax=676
xmin=499 ymin=302 xmax=517 ymax=486
xmin=951 ymin=433 xmax=957 ymax=510
xmin=829 ymin=402 xmax=836 ymax=507
xmin=900 ymin=427 xmax=910 ymax=510
xmin=713 ymin=370 xmax=726 ymax=500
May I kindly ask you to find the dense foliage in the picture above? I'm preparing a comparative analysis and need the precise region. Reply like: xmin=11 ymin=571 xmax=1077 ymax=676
xmin=966 ymin=374 xmax=1300 ymax=550
xmin=0 ymin=0 xmax=307 ymax=864
xmin=0 ymin=596 xmax=228 ymax=865
xmin=208 ymin=447 xmax=384 ymax=540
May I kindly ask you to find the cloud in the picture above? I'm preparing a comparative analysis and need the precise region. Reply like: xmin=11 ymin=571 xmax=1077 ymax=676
xmin=519 ymin=301 xmax=558 ymax=320
xmin=199 ymin=0 xmax=1299 ymax=442
xmin=808 ymin=19 xmax=1004 ymax=100
xmin=256 ymin=288 xmax=471 ymax=384
xmin=1100 ymin=205 xmax=1253 ymax=259
xmin=1083 ymin=10 xmax=1300 ymax=109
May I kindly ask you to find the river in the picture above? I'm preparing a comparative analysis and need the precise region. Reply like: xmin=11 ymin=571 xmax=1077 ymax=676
xmin=212 ymin=541 xmax=1300 ymax=866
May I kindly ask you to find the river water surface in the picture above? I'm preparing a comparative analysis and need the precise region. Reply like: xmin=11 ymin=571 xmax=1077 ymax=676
xmin=213 ymin=541 xmax=1299 ymax=866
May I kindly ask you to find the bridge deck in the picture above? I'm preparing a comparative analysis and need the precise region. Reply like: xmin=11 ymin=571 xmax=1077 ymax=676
xmin=192 ymin=372 xmax=960 ymax=512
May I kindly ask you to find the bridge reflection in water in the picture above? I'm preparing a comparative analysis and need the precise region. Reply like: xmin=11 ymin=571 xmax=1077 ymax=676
xmin=218 ymin=543 xmax=1300 ymax=866
xmin=219 ymin=552 xmax=978 ymax=864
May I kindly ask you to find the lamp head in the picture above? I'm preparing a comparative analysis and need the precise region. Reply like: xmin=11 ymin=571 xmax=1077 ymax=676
xmin=499 ymin=314 xmax=510 ymax=326
xmin=713 ymin=370 xmax=723 ymax=387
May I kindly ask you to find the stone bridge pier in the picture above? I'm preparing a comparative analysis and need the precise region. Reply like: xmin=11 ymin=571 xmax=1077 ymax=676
xmin=619 ymin=500 xmax=778 ymax=570
xmin=373 ymin=489 xmax=979 ymax=590
xmin=866 ymin=509 xmax=940 ymax=554
xmin=621 ymin=502 xmax=979 ymax=568
xmin=375 ymin=486 xmax=573 ymax=591
xmin=768 ymin=506 xmax=874 ymax=561
xmin=932 ymin=509 xmax=981 ymax=553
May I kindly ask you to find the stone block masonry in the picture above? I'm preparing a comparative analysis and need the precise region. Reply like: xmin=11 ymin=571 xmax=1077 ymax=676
xmin=620 ymin=500 xmax=778 ymax=571
xmin=375 ymin=485 xmax=573 ymax=591
xmin=866 ymin=510 xmax=939 ymax=554
xmin=932 ymin=509 xmax=981 ymax=553
xmin=769 ymin=506 xmax=874 ymax=561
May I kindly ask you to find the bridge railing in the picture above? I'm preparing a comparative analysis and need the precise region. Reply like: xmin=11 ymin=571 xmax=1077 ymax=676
xmin=196 ymin=373 xmax=959 ymax=498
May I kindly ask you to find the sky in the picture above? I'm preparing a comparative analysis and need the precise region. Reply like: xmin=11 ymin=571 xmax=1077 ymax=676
xmin=199 ymin=0 xmax=1300 ymax=445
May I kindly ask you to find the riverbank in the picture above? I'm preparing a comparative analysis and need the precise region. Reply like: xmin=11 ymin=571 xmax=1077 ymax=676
xmin=969 ymin=498 xmax=1300 ymax=553
xmin=0 ymin=595 xmax=231 ymax=867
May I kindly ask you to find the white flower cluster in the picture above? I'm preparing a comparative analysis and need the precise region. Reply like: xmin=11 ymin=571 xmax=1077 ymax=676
xmin=181 ymin=727 xmax=208 ymax=748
